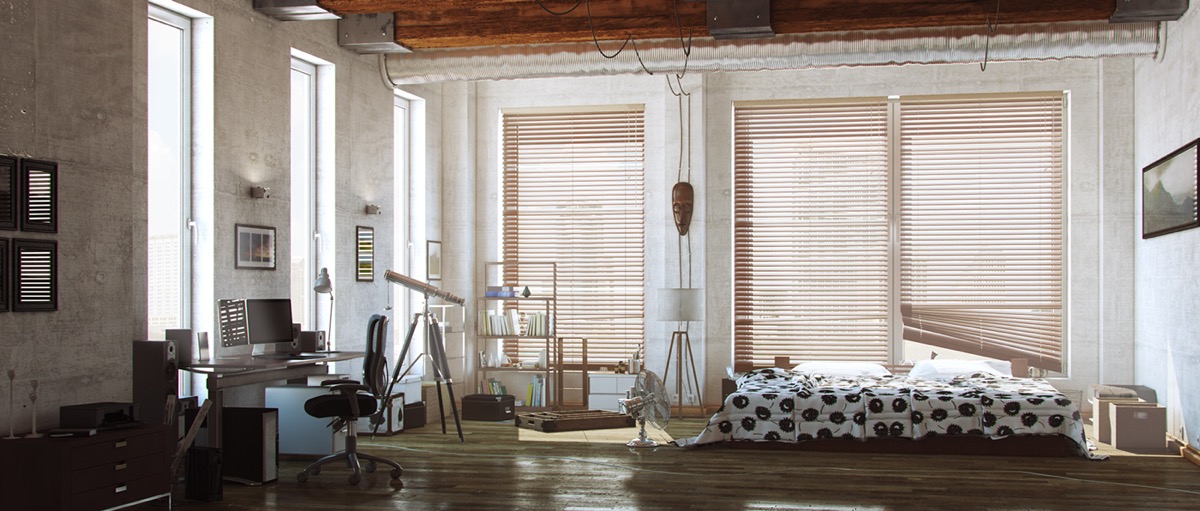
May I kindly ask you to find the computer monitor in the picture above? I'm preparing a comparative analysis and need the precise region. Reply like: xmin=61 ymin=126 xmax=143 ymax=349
xmin=245 ymin=298 xmax=296 ymax=347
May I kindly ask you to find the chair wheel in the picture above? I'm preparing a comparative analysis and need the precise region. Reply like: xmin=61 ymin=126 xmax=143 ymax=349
xmin=364 ymin=460 xmax=377 ymax=473
xmin=390 ymin=468 xmax=402 ymax=479
xmin=348 ymin=474 xmax=361 ymax=485
xmin=311 ymin=466 xmax=321 ymax=475
xmin=297 ymin=472 xmax=309 ymax=483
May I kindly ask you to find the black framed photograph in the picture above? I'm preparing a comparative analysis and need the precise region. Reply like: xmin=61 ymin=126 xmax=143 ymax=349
xmin=0 ymin=156 xmax=16 ymax=230
xmin=1143 ymin=138 xmax=1200 ymax=239
xmin=356 ymin=226 xmax=374 ymax=282
xmin=427 ymin=240 xmax=442 ymax=281
xmin=19 ymin=158 xmax=57 ymax=233
xmin=0 ymin=237 xmax=8 ymax=312
xmin=235 ymin=224 xmax=276 ymax=269
xmin=12 ymin=238 xmax=56 ymax=312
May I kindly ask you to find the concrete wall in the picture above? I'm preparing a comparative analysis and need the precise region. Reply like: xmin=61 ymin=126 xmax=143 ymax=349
xmin=1134 ymin=7 xmax=1200 ymax=447
xmin=426 ymin=57 xmax=1136 ymax=407
xmin=0 ymin=0 xmax=396 ymax=429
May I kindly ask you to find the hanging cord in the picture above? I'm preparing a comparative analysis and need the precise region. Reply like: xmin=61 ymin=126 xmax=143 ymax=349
xmin=533 ymin=0 xmax=582 ymax=16
xmin=671 ymin=0 xmax=694 ymax=81
xmin=533 ymin=0 xmax=654 ymax=74
xmin=980 ymin=0 xmax=1000 ymax=71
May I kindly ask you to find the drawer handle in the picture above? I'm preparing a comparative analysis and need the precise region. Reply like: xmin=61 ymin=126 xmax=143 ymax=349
xmin=115 ymin=462 xmax=128 ymax=471
xmin=114 ymin=440 xmax=127 ymax=448
xmin=114 ymin=484 xmax=128 ymax=494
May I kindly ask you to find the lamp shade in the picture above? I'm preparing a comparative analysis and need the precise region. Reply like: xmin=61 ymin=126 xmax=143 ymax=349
xmin=312 ymin=267 xmax=333 ymax=294
xmin=657 ymin=288 xmax=704 ymax=322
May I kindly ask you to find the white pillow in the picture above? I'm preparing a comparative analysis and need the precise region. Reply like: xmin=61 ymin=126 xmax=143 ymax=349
xmin=792 ymin=361 xmax=891 ymax=377
xmin=908 ymin=359 xmax=1012 ymax=380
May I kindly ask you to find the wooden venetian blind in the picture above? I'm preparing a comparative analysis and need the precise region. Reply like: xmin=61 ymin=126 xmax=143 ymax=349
xmin=899 ymin=93 xmax=1065 ymax=372
xmin=501 ymin=107 xmax=646 ymax=366
xmin=733 ymin=99 xmax=891 ymax=369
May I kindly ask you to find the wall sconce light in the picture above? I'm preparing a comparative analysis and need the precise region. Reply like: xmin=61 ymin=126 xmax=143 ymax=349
xmin=364 ymin=204 xmax=382 ymax=215
xmin=250 ymin=186 xmax=270 ymax=199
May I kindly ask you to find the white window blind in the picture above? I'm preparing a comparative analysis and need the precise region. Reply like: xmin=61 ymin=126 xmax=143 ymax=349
xmin=899 ymin=94 xmax=1065 ymax=371
xmin=733 ymin=93 xmax=1066 ymax=372
xmin=501 ymin=107 xmax=646 ymax=366
xmin=733 ymin=100 xmax=892 ymax=370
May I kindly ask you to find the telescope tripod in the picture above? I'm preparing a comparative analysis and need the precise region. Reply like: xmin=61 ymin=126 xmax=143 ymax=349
xmin=384 ymin=307 xmax=464 ymax=443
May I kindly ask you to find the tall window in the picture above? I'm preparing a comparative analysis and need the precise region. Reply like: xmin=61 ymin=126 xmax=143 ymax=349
xmin=501 ymin=107 xmax=646 ymax=366
xmin=733 ymin=93 xmax=1066 ymax=372
xmin=290 ymin=58 xmax=317 ymax=328
xmin=147 ymin=5 xmax=192 ymax=338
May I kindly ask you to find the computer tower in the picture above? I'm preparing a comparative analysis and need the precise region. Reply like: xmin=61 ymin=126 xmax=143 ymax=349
xmin=221 ymin=407 xmax=279 ymax=485
xmin=131 ymin=339 xmax=178 ymax=427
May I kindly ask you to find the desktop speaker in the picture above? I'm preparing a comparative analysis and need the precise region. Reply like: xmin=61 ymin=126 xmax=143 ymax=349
xmin=289 ymin=323 xmax=302 ymax=354
xmin=132 ymin=339 xmax=178 ymax=427
xmin=165 ymin=328 xmax=193 ymax=368
xmin=299 ymin=330 xmax=326 ymax=352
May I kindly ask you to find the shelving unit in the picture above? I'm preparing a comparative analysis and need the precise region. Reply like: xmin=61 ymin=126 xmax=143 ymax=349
xmin=428 ymin=302 xmax=467 ymax=380
xmin=475 ymin=262 xmax=559 ymax=410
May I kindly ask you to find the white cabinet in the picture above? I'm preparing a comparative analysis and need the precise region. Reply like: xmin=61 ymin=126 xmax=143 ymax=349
xmin=265 ymin=385 xmax=346 ymax=456
xmin=588 ymin=373 xmax=637 ymax=412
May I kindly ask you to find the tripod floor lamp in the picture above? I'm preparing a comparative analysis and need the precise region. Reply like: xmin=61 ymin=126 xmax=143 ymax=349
xmin=659 ymin=287 xmax=704 ymax=418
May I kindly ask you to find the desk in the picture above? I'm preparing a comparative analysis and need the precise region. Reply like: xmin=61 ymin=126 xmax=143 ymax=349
xmin=183 ymin=351 xmax=364 ymax=449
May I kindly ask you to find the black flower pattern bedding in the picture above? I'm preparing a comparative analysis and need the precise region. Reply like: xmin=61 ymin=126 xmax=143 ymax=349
xmin=678 ymin=368 xmax=1089 ymax=456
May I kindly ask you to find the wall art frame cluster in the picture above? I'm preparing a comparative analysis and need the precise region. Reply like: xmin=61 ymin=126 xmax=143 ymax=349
xmin=0 ymin=154 xmax=60 ymax=312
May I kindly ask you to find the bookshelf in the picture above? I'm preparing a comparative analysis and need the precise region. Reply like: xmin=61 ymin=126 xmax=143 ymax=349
xmin=475 ymin=262 xmax=558 ymax=410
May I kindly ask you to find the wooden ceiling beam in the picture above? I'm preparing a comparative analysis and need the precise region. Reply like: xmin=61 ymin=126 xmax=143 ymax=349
xmin=319 ymin=0 xmax=1117 ymax=50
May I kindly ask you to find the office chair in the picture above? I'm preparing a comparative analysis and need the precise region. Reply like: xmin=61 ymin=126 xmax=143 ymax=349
xmin=297 ymin=314 xmax=403 ymax=485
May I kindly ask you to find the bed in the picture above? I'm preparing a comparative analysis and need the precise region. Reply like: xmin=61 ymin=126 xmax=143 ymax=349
xmin=676 ymin=361 xmax=1095 ymax=458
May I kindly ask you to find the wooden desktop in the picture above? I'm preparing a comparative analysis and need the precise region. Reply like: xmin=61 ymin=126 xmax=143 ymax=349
xmin=183 ymin=351 xmax=364 ymax=449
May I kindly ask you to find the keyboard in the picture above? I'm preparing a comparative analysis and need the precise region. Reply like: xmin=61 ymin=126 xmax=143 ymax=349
xmin=252 ymin=353 xmax=324 ymax=361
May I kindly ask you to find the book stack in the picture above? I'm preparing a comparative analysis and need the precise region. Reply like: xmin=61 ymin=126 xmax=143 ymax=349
xmin=478 ymin=310 xmax=520 ymax=336
xmin=485 ymin=286 xmax=520 ymax=298
xmin=526 ymin=374 xmax=546 ymax=408
xmin=479 ymin=377 xmax=508 ymax=396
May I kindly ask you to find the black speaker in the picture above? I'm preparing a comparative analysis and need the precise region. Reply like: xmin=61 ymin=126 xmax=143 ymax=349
xmin=288 ymin=323 xmax=302 ymax=353
xmin=299 ymin=330 xmax=326 ymax=352
xmin=221 ymin=407 xmax=278 ymax=485
xmin=165 ymin=328 xmax=193 ymax=368
xmin=132 ymin=339 xmax=178 ymax=427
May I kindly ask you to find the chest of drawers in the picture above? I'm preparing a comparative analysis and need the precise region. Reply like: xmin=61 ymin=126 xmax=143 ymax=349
xmin=0 ymin=425 xmax=171 ymax=510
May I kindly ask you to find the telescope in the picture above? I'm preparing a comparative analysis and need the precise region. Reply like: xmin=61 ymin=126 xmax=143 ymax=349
xmin=384 ymin=270 xmax=464 ymax=305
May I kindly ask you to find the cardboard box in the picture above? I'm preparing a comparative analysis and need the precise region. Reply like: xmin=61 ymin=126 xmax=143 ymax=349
xmin=1089 ymin=397 xmax=1144 ymax=444
xmin=1109 ymin=402 xmax=1166 ymax=452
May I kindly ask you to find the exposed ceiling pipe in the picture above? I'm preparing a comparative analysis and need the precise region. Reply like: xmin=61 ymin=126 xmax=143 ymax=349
xmin=382 ymin=20 xmax=1159 ymax=85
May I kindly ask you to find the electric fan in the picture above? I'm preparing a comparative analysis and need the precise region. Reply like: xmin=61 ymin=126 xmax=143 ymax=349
xmin=621 ymin=369 xmax=670 ymax=448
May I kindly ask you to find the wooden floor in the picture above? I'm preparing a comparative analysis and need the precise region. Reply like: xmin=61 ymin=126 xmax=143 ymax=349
xmin=147 ymin=417 xmax=1200 ymax=511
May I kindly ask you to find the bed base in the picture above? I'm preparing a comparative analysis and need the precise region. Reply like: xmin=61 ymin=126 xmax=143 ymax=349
xmin=727 ymin=434 xmax=1081 ymax=457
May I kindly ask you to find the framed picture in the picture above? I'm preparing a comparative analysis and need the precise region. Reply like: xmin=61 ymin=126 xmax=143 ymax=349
xmin=12 ymin=238 xmax=56 ymax=312
xmin=19 ymin=158 xmax=57 ymax=233
xmin=235 ymin=224 xmax=276 ymax=269
xmin=356 ymin=226 xmax=374 ymax=282
xmin=1143 ymin=138 xmax=1200 ymax=239
xmin=427 ymin=240 xmax=442 ymax=281
xmin=0 ymin=156 xmax=16 ymax=230
xmin=0 ymin=238 xmax=8 ymax=312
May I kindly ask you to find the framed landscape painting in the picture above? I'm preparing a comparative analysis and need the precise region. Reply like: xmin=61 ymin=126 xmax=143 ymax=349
xmin=1143 ymin=138 xmax=1200 ymax=239
xmin=235 ymin=224 xmax=276 ymax=269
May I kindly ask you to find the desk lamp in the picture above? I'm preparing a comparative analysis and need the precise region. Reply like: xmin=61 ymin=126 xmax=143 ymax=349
xmin=313 ymin=267 xmax=334 ymax=351
xmin=659 ymin=287 xmax=704 ymax=418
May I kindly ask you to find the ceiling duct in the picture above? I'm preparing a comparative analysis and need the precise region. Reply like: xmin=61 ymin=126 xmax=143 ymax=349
xmin=708 ymin=0 xmax=774 ymax=39
xmin=383 ymin=20 xmax=1160 ymax=85
xmin=1110 ymin=0 xmax=1189 ymax=22
xmin=253 ymin=0 xmax=339 ymax=21
xmin=340 ymin=13 xmax=411 ymax=54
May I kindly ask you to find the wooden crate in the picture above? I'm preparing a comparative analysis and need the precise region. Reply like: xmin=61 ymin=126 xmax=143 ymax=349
xmin=515 ymin=410 xmax=635 ymax=433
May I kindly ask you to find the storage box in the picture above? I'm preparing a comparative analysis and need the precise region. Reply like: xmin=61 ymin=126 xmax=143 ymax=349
xmin=1090 ymin=397 xmax=1144 ymax=444
xmin=357 ymin=392 xmax=405 ymax=436
xmin=462 ymin=394 xmax=515 ymax=421
xmin=1109 ymin=402 xmax=1166 ymax=452
xmin=403 ymin=401 xmax=427 ymax=430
